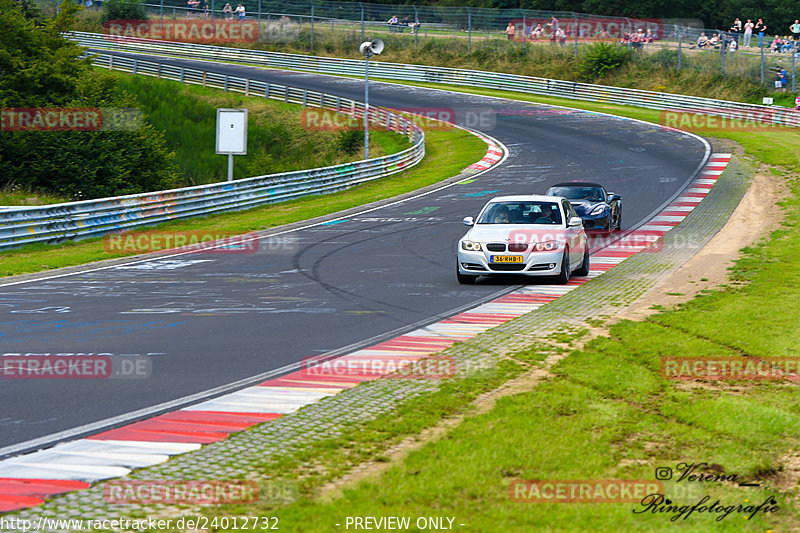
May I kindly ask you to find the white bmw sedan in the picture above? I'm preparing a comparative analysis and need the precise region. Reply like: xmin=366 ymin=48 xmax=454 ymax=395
xmin=456 ymin=195 xmax=589 ymax=284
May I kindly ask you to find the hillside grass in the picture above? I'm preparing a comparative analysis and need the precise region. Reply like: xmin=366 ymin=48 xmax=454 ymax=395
xmin=184 ymin=89 xmax=800 ymax=532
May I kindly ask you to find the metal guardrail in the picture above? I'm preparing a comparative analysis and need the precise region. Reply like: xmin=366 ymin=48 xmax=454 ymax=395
xmin=0 ymin=52 xmax=425 ymax=250
xmin=71 ymin=31 xmax=800 ymax=127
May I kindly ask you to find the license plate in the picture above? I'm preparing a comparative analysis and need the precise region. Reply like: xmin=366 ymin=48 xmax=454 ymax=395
xmin=490 ymin=255 xmax=523 ymax=263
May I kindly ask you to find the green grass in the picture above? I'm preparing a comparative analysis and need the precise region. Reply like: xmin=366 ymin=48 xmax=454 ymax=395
xmin=165 ymin=88 xmax=800 ymax=532
xmin=111 ymin=72 xmax=405 ymax=186
xmin=0 ymin=124 xmax=485 ymax=277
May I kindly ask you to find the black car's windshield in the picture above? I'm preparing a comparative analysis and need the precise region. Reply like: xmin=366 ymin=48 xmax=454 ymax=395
xmin=476 ymin=201 xmax=562 ymax=224
xmin=547 ymin=186 xmax=605 ymax=202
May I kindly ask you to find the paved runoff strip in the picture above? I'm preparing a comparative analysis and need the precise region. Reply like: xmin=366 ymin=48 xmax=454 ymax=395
xmin=0 ymin=155 xmax=733 ymax=515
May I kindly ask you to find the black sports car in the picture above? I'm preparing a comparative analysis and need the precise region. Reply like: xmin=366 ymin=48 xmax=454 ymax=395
xmin=544 ymin=182 xmax=622 ymax=232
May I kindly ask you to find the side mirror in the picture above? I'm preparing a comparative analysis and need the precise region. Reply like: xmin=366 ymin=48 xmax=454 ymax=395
xmin=608 ymin=193 xmax=621 ymax=202
xmin=569 ymin=216 xmax=583 ymax=227
xmin=463 ymin=216 xmax=474 ymax=226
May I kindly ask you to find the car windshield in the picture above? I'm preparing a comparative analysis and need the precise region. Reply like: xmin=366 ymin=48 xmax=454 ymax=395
xmin=476 ymin=201 xmax=562 ymax=225
xmin=547 ymin=186 xmax=605 ymax=202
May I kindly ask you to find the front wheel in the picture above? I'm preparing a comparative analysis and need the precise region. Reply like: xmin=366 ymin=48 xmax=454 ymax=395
xmin=555 ymin=249 xmax=571 ymax=284
xmin=456 ymin=261 xmax=478 ymax=285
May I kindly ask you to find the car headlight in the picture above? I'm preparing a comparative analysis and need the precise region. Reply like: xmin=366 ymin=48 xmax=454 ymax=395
xmin=590 ymin=204 xmax=610 ymax=216
xmin=533 ymin=241 xmax=560 ymax=251
xmin=461 ymin=240 xmax=482 ymax=251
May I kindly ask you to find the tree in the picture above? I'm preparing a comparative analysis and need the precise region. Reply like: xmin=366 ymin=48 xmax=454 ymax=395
xmin=0 ymin=0 xmax=179 ymax=199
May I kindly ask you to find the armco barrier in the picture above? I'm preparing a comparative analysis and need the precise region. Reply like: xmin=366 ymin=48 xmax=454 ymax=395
xmin=0 ymin=53 xmax=424 ymax=250
xmin=70 ymin=31 xmax=800 ymax=127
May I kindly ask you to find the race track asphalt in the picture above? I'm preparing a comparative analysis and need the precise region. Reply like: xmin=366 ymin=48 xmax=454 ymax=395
xmin=0 ymin=52 xmax=708 ymax=454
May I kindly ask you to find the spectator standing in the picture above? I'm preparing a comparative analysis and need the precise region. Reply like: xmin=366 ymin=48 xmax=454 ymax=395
xmin=730 ymin=18 xmax=741 ymax=41
xmin=505 ymin=22 xmax=516 ymax=40
xmin=791 ymin=20 xmax=800 ymax=41
xmin=755 ymin=19 xmax=767 ymax=47
xmin=743 ymin=19 xmax=754 ymax=46
xmin=222 ymin=3 xmax=232 ymax=19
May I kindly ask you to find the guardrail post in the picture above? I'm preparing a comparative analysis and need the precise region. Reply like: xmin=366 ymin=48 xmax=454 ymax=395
xmin=284 ymin=88 xmax=289 ymax=103
xmin=245 ymin=79 xmax=250 ymax=96
xmin=336 ymin=96 xmax=341 ymax=112
xmin=467 ymin=8 xmax=471 ymax=52
xmin=109 ymin=55 xmax=114 ymax=70
xmin=320 ymin=93 xmax=324 ymax=107
xmin=302 ymin=90 xmax=307 ymax=107
xmin=133 ymin=59 xmax=138 ymax=74
xmin=157 ymin=64 xmax=162 ymax=78
xmin=203 ymin=71 xmax=207 ymax=86
xmin=265 ymin=83 xmax=270 ymax=98
xmin=413 ymin=6 xmax=418 ymax=47
xmin=180 ymin=67 xmax=184 ymax=83
xmin=224 ymin=75 xmax=229 ymax=91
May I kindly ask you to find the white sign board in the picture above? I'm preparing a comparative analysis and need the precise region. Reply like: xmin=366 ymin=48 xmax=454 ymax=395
xmin=216 ymin=108 xmax=248 ymax=155
xmin=762 ymin=97 xmax=774 ymax=105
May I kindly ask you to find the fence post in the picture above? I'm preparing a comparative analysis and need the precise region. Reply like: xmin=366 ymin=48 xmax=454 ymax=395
xmin=467 ymin=8 xmax=472 ymax=52
xmin=573 ymin=14 xmax=578 ymax=56
xmin=310 ymin=1 xmax=314 ymax=52
xmin=793 ymin=42 xmax=797 ymax=92
xmin=522 ymin=11 xmax=526 ymax=55
xmin=720 ymin=33 xmax=726 ymax=76
xmin=760 ymin=41 xmax=765 ymax=84
xmin=677 ymin=28 xmax=682 ymax=70
xmin=413 ymin=6 xmax=419 ymax=48
xmin=160 ymin=0 xmax=163 ymax=23
xmin=360 ymin=3 xmax=364 ymax=42
xmin=266 ymin=13 xmax=271 ymax=41
xmin=257 ymin=0 xmax=261 ymax=25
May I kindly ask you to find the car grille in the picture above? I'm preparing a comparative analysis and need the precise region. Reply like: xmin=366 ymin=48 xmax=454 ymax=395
xmin=485 ymin=243 xmax=506 ymax=252
xmin=507 ymin=243 xmax=528 ymax=252
xmin=487 ymin=264 xmax=527 ymax=272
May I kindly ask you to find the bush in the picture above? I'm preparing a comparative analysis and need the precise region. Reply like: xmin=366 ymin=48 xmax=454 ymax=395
xmin=578 ymin=42 xmax=630 ymax=81
xmin=336 ymin=129 xmax=363 ymax=155
xmin=101 ymin=0 xmax=145 ymax=23
xmin=649 ymin=48 xmax=681 ymax=70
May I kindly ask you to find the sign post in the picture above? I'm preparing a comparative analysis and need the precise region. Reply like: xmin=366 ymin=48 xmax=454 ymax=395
xmin=216 ymin=109 xmax=248 ymax=181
